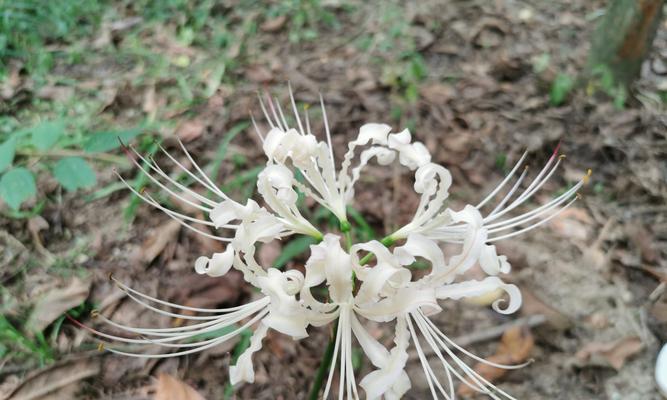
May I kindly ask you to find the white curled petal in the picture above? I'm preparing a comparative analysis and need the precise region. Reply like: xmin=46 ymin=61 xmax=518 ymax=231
xmin=385 ymin=371 xmax=411 ymax=400
xmin=387 ymin=129 xmax=411 ymax=146
xmin=194 ymin=245 xmax=234 ymax=277
xmin=388 ymin=129 xmax=432 ymax=170
xmin=357 ymin=123 xmax=392 ymax=145
xmin=443 ymin=205 xmax=487 ymax=276
xmin=657 ymin=343 xmax=667 ymax=397
xmin=355 ymin=264 xmax=411 ymax=306
xmin=359 ymin=317 xmax=411 ymax=399
xmin=414 ymin=163 xmax=451 ymax=195
xmin=350 ymin=313 xmax=389 ymax=367
xmin=306 ymin=234 xmax=353 ymax=304
xmin=480 ymin=244 xmax=512 ymax=275
xmin=257 ymin=164 xmax=319 ymax=237
xmin=257 ymin=269 xmax=309 ymax=338
xmin=234 ymin=214 xmax=284 ymax=249
xmin=210 ymin=199 xmax=262 ymax=228
xmin=229 ymin=322 xmax=269 ymax=385
xmin=436 ymin=276 xmax=522 ymax=314
xmin=394 ymin=234 xmax=445 ymax=274
xmin=262 ymin=127 xmax=285 ymax=161
xmin=357 ymin=287 xmax=441 ymax=322
xmin=262 ymin=311 xmax=308 ymax=339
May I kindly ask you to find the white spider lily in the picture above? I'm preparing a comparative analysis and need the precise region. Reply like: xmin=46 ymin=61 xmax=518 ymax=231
xmin=88 ymin=87 xmax=590 ymax=399
xmin=390 ymin=147 xmax=590 ymax=247
xmin=295 ymin=234 xmax=523 ymax=400
xmin=657 ymin=343 xmax=667 ymax=397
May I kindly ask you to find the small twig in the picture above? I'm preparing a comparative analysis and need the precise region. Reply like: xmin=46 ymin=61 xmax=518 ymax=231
xmin=16 ymin=149 xmax=129 ymax=165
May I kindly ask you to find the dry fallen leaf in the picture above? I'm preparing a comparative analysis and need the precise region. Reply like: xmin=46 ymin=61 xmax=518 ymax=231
xmin=547 ymin=207 xmax=593 ymax=241
xmin=260 ymin=15 xmax=287 ymax=32
xmin=575 ymin=336 xmax=644 ymax=370
xmin=177 ymin=120 xmax=207 ymax=143
xmin=154 ymin=373 xmax=206 ymax=400
xmin=141 ymin=220 xmax=182 ymax=264
xmin=25 ymin=277 xmax=91 ymax=333
xmin=7 ymin=359 xmax=100 ymax=400
xmin=457 ymin=326 xmax=534 ymax=397
xmin=520 ymin=288 xmax=571 ymax=330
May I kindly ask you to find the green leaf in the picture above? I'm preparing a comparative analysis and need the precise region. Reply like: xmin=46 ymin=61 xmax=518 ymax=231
xmin=0 ymin=137 xmax=16 ymax=172
xmin=83 ymin=128 xmax=143 ymax=153
xmin=53 ymin=157 xmax=96 ymax=191
xmin=550 ymin=73 xmax=574 ymax=106
xmin=0 ymin=167 xmax=36 ymax=210
xmin=30 ymin=120 xmax=65 ymax=150
xmin=273 ymin=236 xmax=318 ymax=269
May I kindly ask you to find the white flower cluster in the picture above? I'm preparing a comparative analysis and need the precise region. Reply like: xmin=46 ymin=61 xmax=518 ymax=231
xmin=96 ymin=88 xmax=589 ymax=399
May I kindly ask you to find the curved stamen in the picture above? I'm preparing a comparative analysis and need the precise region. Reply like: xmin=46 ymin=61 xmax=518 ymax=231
xmin=476 ymin=151 xmax=528 ymax=209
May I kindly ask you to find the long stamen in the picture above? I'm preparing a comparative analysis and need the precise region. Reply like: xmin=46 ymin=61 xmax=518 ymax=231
xmin=257 ymin=92 xmax=276 ymax=129
xmin=487 ymin=155 xmax=562 ymax=222
xmin=406 ymin=315 xmax=440 ymax=398
xmin=288 ymin=82 xmax=306 ymax=136
xmin=265 ymin=92 xmax=285 ymax=131
xmin=104 ymin=310 xmax=268 ymax=358
xmin=323 ymin=314 xmax=343 ymax=399
xmin=274 ymin=96 xmax=290 ymax=131
xmin=156 ymin=143 xmax=227 ymax=200
xmin=488 ymin=197 xmax=578 ymax=242
xmin=250 ymin=114 xmax=265 ymax=143
xmin=111 ymin=276 xmax=268 ymax=313
xmin=176 ymin=139 xmax=228 ymax=199
xmin=320 ymin=94 xmax=336 ymax=174
xmin=476 ymin=151 xmax=528 ymax=209
xmin=120 ymin=148 xmax=213 ymax=213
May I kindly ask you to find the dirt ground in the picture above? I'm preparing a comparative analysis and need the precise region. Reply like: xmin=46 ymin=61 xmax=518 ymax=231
xmin=2 ymin=1 xmax=667 ymax=399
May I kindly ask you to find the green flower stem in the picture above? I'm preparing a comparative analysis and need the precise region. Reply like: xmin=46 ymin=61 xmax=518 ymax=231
xmin=308 ymin=322 xmax=338 ymax=400
xmin=358 ymin=236 xmax=396 ymax=265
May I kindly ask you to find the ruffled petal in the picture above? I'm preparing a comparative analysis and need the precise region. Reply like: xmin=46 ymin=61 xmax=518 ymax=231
xmin=435 ymin=276 xmax=522 ymax=314
xmin=388 ymin=129 xmax=431 ymax=170
xmin=357 ymin=287 xmax=441 ymax=322
xmin=393 ymin=233 xmax=445 ymax=275
xmin=357 ymin=123 xmax=392 ymax=145
xmin=229 ymin=322 xmax=269 ymax=385
xmin=479 ymin=244 xmax=512 ymax=275
xmin=305 ymin=234 xmax=354 ymax=304
xmin=194 ymin=245 xmax=234 ymax=277
xmin=257 ymin=269 xmax=310 ymax=338
xmin=358 ymin=316 xmax=411 ymax=399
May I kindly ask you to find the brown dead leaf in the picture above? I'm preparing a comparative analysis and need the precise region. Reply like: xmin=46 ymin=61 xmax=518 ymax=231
xmin=141 ymin=220 xmax=182 ymax=264
xmin=36 ymin=85 xmax=74 ymax=102
xmin=626 ymin=223 xmax=658 ymax=264
xmin=520 ymin=288 xmax=571 ymax=330
xmin=25 ymin=277 xmax=91 ymax=333
xmin=457 ymin=326 xmax=534 ymax=397
xmin=575 ymin=336 xmax=644 ymax=370
xmin=0 ymin=230 xmax=29 ymax=279
xmin=176 ymin=120 xmax=206 ymax=143
xmin=245 ymin=65 xmax=274 ymax=83
xmin=547 ymin=207 xmax=593 ymax=241
xmin=261 ymin=15 xmax=287 ymax=32
xmin=7 ymin=359 xmax=100 ymax=400
xmin=154 ymin=373 xmax=206 ymax=400
xmin=649 ymin=300 xmax=667 ymax=342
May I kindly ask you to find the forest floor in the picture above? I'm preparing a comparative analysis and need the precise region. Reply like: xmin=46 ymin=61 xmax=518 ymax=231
xmin=1 ymin=1 xmax=667 ymax=399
